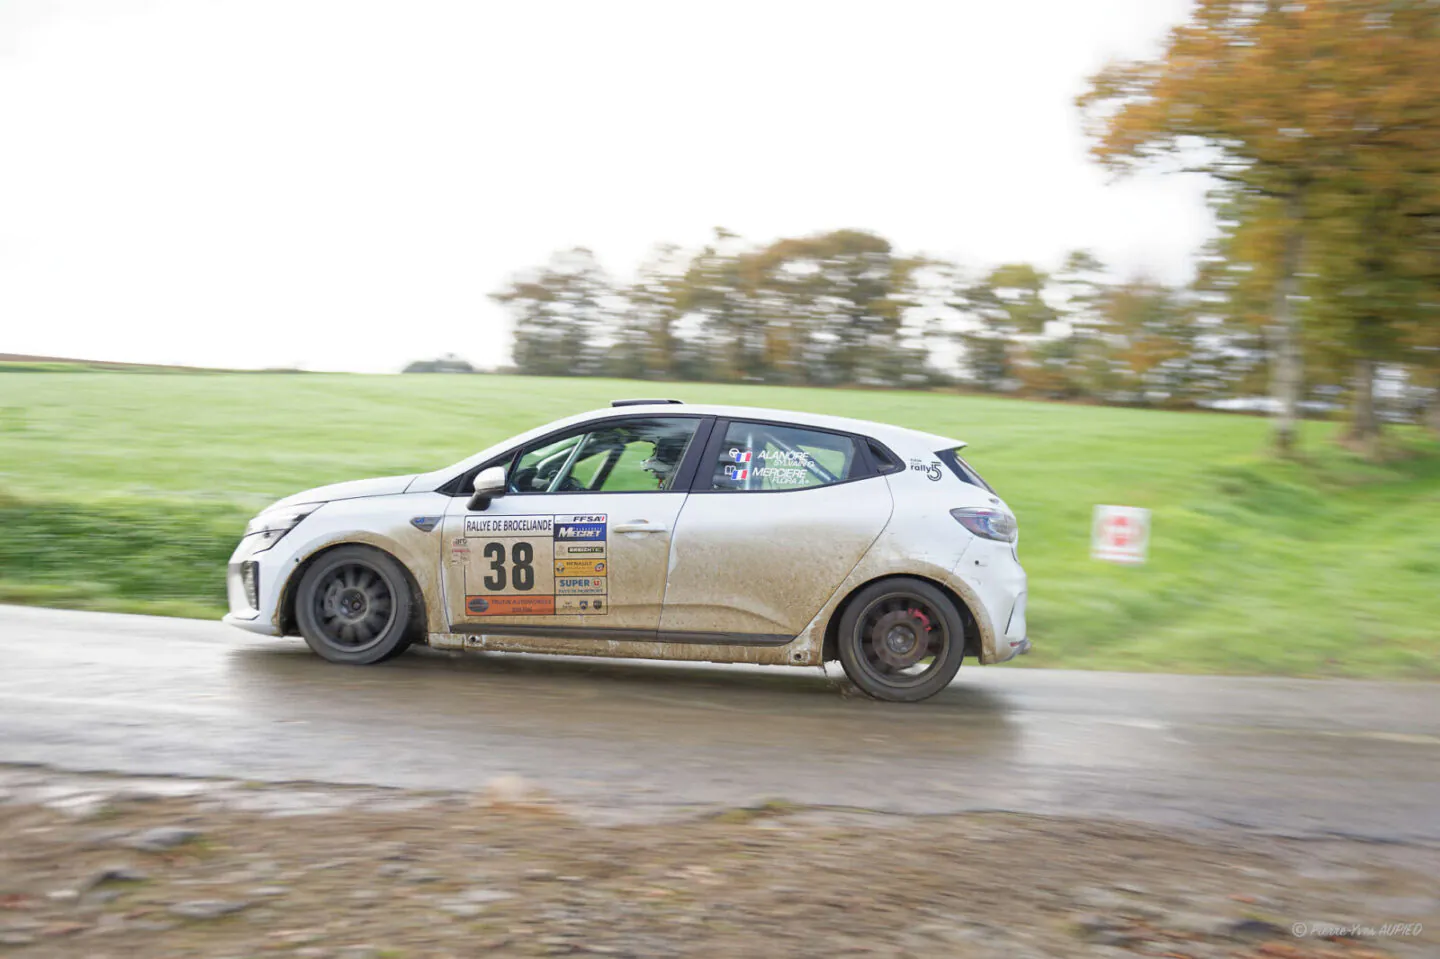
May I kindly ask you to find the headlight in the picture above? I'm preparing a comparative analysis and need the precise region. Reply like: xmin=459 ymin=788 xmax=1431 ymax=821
xmin=243 ymin=505 xmax=320 ymax=552
xmin=950 ymin=507 xmax=1017 ymax=543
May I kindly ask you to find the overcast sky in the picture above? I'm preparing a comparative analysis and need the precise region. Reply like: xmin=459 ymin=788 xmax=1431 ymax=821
xmin=1 ymin=0 xmax=1207 ymax=372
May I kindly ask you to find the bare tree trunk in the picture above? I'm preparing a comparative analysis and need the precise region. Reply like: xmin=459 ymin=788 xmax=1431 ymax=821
xmin=1269 ymin=194 xmax=1306 ymax=455
xmin=1426 ymin=372 xmax=1440 ymax=439
xmin=1343 ymin=357 xmax=1380 ymax=457
xmin=648 ymin=307 xmax=678 ymax=380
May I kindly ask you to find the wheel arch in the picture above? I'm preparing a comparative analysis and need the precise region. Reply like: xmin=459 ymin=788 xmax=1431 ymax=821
xmin=278 ymin=541 xmax=428 ymax=641
xmin=821 ymin=573 xmax=982 ymax=664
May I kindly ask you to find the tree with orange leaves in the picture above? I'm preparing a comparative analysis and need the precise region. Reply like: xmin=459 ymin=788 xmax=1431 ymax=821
xmin=1079 ymin=0 xmax=1440 ymax=455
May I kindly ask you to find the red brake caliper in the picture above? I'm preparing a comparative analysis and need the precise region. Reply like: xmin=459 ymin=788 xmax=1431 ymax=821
xmin=910 ymin=609 xmax=932 ymax=657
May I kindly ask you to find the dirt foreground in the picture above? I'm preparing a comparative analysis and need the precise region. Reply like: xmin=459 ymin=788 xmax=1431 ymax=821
xmin=0 ymin=770 xmax=1434 ymax=959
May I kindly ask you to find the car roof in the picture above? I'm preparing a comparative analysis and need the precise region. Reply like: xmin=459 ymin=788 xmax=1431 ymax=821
xmin=583 ymin=402 xmax=965 ymax=451
xmin=411 ymin=401 xmax=965 ymax=493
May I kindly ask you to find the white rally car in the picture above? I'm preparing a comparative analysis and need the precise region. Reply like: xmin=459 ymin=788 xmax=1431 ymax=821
xmin=224 ymin=401 xmax=1028 ymax=702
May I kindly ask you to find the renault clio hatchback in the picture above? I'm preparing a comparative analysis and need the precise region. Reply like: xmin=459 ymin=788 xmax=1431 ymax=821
xmin=224 ymin=400 xmax=1028 ymax=702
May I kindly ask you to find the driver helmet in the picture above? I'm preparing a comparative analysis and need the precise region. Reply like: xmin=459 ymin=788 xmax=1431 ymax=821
xmin=640 ymin=435 xmax=686 ymax=487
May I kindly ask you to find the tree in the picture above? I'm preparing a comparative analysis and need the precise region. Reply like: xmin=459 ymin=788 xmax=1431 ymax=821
xmin=671 ymin=229 xmax=765 ymax=382
xmin=492 ymin=249 xmax=613 ymax=377
xmin=954 ymin=263 xmax=1057 ymax=392
xmin=1099 ymin=278 xmax=1208 ymax=406
xmin=1302 ymin=4 xmax=1440 ymax=452
xmin=1306 ymin=187 xmax=1434 ymax=453
xmin=663 ymin=228 xmax=928 ymax=387
xmin=750 ymin=230 xmax=923 ymax=386
xmin=1002 ymin=252 xmax=1135 ymax=400
xmin=1192 ymin=191 xmax=1288 ymax=404
xmin=610 ymin=244 xmax=687 ymax=381
xmin=1078 ymin=0 xmax=1440 ymax=455
xmin=402 ymin=354 xmax=475 ymax=374
xmin=1047 ymin=251 xmax=1116 ymax=399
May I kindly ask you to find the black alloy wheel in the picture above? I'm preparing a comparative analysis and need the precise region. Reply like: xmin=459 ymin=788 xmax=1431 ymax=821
xmin=836 ymin=578 xmax=965 ymax=702
xmin=294 ymin=546 xmax=414 ymax=664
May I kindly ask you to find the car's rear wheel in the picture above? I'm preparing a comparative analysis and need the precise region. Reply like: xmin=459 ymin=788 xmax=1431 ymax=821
xmin=295 ymin=546 xmax=414 ymax=664
xmin=836 ymin=578 xmax=965 ymax=703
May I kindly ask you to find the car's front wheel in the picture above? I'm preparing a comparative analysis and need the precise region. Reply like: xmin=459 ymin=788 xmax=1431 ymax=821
xmin=836 ymin=578 xmax=965 ymax=702
xmin=294 ymin=546 xmax=414 ymax=664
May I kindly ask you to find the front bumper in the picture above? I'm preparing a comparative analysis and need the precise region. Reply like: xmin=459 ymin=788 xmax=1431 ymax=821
xmin=222 ymin=611 xmax=281 ymax=636
xmin=223 ymin=535 xmax=289 ymax=636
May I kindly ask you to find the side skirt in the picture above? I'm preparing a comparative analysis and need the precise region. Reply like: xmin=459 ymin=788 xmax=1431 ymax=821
xmin=425 ymin=627 xmax=818 ymax=667
xmin=449 ymin=623 xmax=792 ymax=646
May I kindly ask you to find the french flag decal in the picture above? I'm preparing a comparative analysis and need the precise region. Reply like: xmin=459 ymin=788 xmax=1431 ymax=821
xmin=729 ymin=448 xmax=752 ymax=463
xmin=726 ymin=465 xmax=750 ymax=481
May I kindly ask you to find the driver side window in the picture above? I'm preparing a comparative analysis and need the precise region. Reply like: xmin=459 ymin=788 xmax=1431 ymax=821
xmin=507 ymin=418 xmax=700 ymax=494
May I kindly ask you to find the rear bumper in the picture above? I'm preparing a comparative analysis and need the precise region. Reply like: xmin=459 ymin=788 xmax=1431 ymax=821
xmin=999 ymin=590 xmax=1029 ymax=660
xmin=950 ymin=539 xmax=1028 ymax=664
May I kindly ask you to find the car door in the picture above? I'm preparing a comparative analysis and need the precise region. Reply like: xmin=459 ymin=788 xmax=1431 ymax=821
xmin=660 ymin=418 xmax=893 ymax=641
xmin=442 ymin=415 xmax=711 ymax=636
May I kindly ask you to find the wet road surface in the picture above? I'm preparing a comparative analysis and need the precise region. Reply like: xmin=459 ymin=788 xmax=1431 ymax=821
xmin=1 ymin=605 xmax=1436 ymax=841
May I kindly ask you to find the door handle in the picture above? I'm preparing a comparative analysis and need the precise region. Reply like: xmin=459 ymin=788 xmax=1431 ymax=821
xmin=613 ymin=522 xmax=668 ymax=534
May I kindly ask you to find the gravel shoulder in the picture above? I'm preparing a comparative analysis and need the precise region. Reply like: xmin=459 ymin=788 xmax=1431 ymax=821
xmin=1 ymin=769 xmax=1435 ymax=959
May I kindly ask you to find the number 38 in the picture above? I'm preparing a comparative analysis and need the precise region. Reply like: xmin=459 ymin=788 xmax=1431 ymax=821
xmin=481 ymin=541 xmax=534 ymax=591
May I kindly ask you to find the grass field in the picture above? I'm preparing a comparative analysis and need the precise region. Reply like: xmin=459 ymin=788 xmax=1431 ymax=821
xmin=1 ymin=369 xmax=1437 ymax=678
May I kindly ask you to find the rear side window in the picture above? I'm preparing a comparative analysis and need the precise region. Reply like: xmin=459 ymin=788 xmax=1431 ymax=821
xmin=710 ymin=421 xmax=858 ymax=491
xmin=937 ymin=447 xmax=995 ymax=493
xmin=867 ymin=439 xmax=904 ymax=474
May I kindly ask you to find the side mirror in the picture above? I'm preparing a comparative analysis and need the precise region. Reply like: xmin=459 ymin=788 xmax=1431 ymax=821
xmin=467 ymin=465 xmax=508 ymax=511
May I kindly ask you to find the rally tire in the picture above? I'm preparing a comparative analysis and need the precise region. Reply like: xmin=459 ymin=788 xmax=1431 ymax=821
xmin=836 ymin=578 xmax=965 ymax=703
xmin=294 ymin=546 xmax=414 ymax=665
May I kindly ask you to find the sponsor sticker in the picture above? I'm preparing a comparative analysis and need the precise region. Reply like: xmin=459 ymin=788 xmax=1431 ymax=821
xmin=458 ymin=512 xmax=608 ymax=618
xmin=556 ymin=595 xmax=608 ymax=615
xmin=449 ymin=536 xmax=471 ymax=563
xmin=465 ymin=594 xmax=556 ymax=616
xmin=556 ymin=577 xmax=606 ymax=595
xmin=555 ymin=558 xmax=606 ymax=577
xmin=554 ymin=522 xmax=606 ymax=541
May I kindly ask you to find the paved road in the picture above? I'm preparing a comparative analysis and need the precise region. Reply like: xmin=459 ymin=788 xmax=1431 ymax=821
xmin=1 ymin=605 xmax=1436 ymax=841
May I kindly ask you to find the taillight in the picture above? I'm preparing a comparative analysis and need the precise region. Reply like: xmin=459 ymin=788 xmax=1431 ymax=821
xmin=950 ymin=508 xmax=1017 ymax=543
